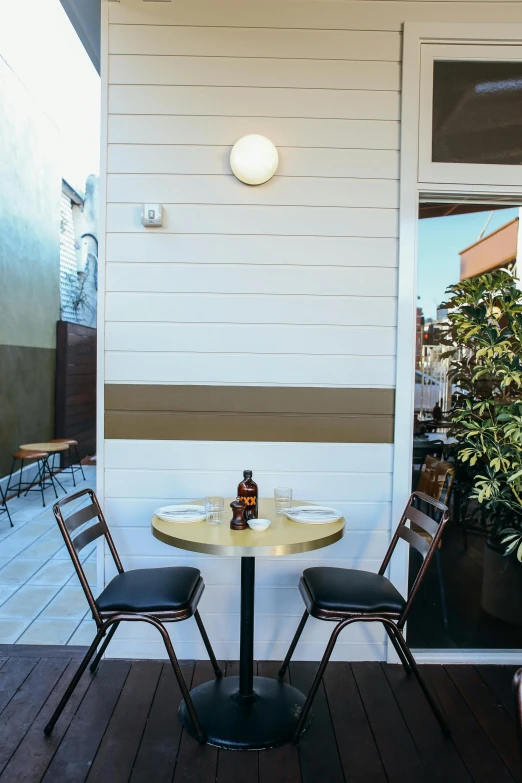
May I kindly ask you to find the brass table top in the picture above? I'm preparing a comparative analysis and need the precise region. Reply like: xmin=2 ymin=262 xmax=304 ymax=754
xmin=151 ymin=498 xmax=345 ymax=557
xmin=20 ymin=442 xmax=69 ymax=453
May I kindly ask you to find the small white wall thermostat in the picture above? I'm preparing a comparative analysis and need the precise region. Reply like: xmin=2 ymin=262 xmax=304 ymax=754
xmin=141 ymin=204 xmax=163 ymax=227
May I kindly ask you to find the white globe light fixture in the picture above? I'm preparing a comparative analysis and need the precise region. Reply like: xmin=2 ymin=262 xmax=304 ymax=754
xmin=230 ymin=134 xmax=279 ymax=185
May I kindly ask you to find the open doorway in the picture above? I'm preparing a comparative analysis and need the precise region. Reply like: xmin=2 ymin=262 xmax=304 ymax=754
xmin=407 ymin=202 xmax=522 ymax=650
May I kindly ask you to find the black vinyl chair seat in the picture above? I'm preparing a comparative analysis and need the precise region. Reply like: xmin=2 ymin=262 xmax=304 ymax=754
xmin=303 ymin=566 xmax=406 ymax=615
xmin=96 ymin=566 xmax=201 ymax=613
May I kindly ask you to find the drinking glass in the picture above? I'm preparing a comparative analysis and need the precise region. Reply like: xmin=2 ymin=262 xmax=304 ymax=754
xmin=205 ymin=496 xmax=224 ymax=525
xmin=274 ymin=487 xmax=292 ymax=514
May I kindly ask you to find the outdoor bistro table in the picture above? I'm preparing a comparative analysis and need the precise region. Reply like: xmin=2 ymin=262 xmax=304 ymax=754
xmin=152 ymin=498 xmax=345 ymax=750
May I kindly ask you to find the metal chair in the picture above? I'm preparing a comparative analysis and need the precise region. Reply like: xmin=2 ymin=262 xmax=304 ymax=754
xmin=279 ymin=491 xmax=451 ymax=741
xmin=414 ymin=456 xmax=455 ymax=627
xmin=43 ymin=488 xmax=222 ymax=742
xmin=50 ymin=438 xmax=86 ymax=486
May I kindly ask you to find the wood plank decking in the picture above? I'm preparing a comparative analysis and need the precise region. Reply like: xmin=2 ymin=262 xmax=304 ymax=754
xmin=0 ymin=647 xmax=519 ymax=782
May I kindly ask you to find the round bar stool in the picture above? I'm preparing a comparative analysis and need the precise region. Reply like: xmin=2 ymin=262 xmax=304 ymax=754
xmin=18 ymin=443 xmax=69 ymax=504
xmin=7 ymin=450 xmax=51 ymax=508
xmin=50 ymin=439 xmax=86 ymax=486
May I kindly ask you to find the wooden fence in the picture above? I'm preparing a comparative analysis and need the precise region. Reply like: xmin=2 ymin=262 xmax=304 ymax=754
xmin=55 ymin=321 xmax=96 ymax=462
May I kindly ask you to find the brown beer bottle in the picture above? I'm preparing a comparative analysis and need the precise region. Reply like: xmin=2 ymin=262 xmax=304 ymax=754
xmin=237 ymin=470 xmax=258 ymax=521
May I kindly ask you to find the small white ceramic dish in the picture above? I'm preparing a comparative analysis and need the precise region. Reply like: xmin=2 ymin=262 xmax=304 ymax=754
xmin=154 ymin=505 xmax=206 ymax=523
xmin=247 ymin=518 xmax=271 ymax=531
xmin=284 ymin=505 xmax=342 ymax=525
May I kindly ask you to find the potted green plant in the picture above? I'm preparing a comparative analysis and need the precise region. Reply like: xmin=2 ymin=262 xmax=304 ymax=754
xmin=441 ymin=269 xmax=522 ymax=624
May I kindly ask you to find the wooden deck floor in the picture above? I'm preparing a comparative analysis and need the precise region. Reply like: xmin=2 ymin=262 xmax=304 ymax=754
xmin=0 ymin=646 xmax=520 ymax=782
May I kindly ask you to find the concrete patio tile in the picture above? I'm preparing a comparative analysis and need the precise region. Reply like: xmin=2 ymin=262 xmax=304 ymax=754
xmin=68 ymin=619 xmax=96 ymax=645
xmin=9 ymin=521 xmax=54 ymax=541
xmin=0 ymin=559 xmax=45 ymax=585
xmin=0 ymin=523 xmax=17 ymax=540
xmin=67 ymin=561 xmax=96 ymax=587
xmin=51 ymin=546 xmax=71 ymax=560
xmin=19 ymin=538 xmax=63 ymax=559
xmin=0 ymin=585 xmax=19 ymax=606
xmin=0 ymin=558 xmax=11 ymax=570
xmin=0 ymin=535 xmax=41 ymax=559
xmin=39 ymin=527 xmax=63 ymax=542
xmin=40 ymin=586 xmax=89 ymax=620
xmin=0 ymin=618 xmax=32 ymax=643
xmin=17 ymin=618 xmax=79 ymax=645
xmin=28 ymin=561 xmax=74 ymax=586
xmin=0 ymin=585 xmax=57 ymax=618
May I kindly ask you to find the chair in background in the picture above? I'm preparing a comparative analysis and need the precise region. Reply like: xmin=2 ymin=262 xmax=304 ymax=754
xmin=279 ymin=491 xmax=451 ymax=741
xmin=412 ymin=439 xmax=445 ymax=469
xmin=50 ymin=438 xmax=86 ymax=486
xmin=414 ymin=456 xmax=455 ymax=627
xmin=6 ymin=449 xmax=56 ymax=507
xmin=43 ymin=488 xmax=222 ymax=742
xmin=0 ymin=481 xmax=12 ymax=527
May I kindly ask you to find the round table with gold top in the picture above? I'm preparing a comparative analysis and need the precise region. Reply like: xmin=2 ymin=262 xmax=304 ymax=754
xmin=152 ymin=498 xmax=345 ymax=750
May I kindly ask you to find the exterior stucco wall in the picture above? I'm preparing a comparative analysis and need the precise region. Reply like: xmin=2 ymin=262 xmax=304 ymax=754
xmin=0 ymin=55 xmax=61 ymax=476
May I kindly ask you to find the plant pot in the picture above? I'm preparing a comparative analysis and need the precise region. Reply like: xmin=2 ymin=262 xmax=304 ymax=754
xmin=481 ymin=537 xmax=522 ymax=625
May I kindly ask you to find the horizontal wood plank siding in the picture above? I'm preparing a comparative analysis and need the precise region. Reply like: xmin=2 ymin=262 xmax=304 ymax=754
xmin=108 ymin=25 xmax=403 ymax=60
xmin=107 ymin=174 xmax=399 ymax=209
xmin=107 ymin=145 xmax=401 ymax=179
xmin=108 ymin=85 xmax=401 ymax=120
xmin=106 ymin=204 xmax=399 ymax=237
xmin=108 ymin=115 xmax=400 ymax=148
xmin=109 ymin=1 xmax=522 ymax=30
xmin=106 ymin=234 xmax=399 ymax=266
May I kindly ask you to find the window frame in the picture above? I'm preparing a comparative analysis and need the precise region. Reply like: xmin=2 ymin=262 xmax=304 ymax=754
xmin=418 ymin=42 xmax=522 ymax=187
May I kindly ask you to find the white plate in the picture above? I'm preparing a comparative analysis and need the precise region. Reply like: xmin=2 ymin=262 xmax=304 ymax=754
xmin=154 ymin=505 xmax=206 ymax=523
xmin=283 ymin=505 xmax=342 ymax=525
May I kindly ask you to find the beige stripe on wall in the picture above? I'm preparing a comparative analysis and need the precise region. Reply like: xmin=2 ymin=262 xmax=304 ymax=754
xmin=105 ymin=385 xmax=394 ymax=443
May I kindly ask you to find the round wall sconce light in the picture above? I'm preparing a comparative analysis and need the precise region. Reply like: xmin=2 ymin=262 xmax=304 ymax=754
xmin=230 ymin=134 xmax=279 ymax=185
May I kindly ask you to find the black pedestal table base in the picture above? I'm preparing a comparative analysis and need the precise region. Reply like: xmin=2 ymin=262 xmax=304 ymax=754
xmin=179 ymin=674 xmax=311 ymax=750
xmin=179 ymin=556 xmax=312 ymax=749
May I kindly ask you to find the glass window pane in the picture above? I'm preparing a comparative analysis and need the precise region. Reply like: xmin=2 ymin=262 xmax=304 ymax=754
xmin=432 ymin=60 xmax=522 ymax=165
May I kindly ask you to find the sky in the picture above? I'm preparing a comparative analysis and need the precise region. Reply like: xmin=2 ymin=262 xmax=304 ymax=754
xmin=417 ymin=206 xmax=520 ymax=320
xmin=0 ymin=0 xmax=100 ymax=193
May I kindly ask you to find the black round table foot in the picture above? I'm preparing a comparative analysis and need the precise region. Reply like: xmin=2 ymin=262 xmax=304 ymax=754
xmin=179 ymin=675 xmax=312 ymax=750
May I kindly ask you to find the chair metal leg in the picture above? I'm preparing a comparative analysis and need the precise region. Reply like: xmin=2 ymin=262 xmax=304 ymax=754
xmin=194 ymin=609 xmax=223 ymax=678
xmin=69 ymin=447 xmax=76 ymax=487
xmin=89 ymin=621 xmax=119 ymax=672
xmin=75 ymin=445 xmax=86 ymax=481
xmin=46 ymin=457 xmax=66 ymax=496
xmin=388 ymin=622 xmax=450 ymax=735
xmin=44 ymin=624 xmax=106 ymax=735
xmin=17 ymin=458 xmax=24 ymax=498
xmin=6 ymin=458 xmax=16 ymax=497
xmin=384 ymin=624 xmax=412 ymax=674
xmin=24 ymin=459 xmax=45 ymax=506
xmin=147 ymin=617 xmax=206 ymax=743
xmin=279 ymin=609 xmax=309 ymax=679
xmin=0 ymin=484 xmax=13 ymax=527
xmin=293 ymin=617 xmax=353 ymax=742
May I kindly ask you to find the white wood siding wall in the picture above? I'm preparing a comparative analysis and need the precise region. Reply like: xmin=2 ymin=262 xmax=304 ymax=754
xmin=102 ymin=0 xmax=521 ymax=661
